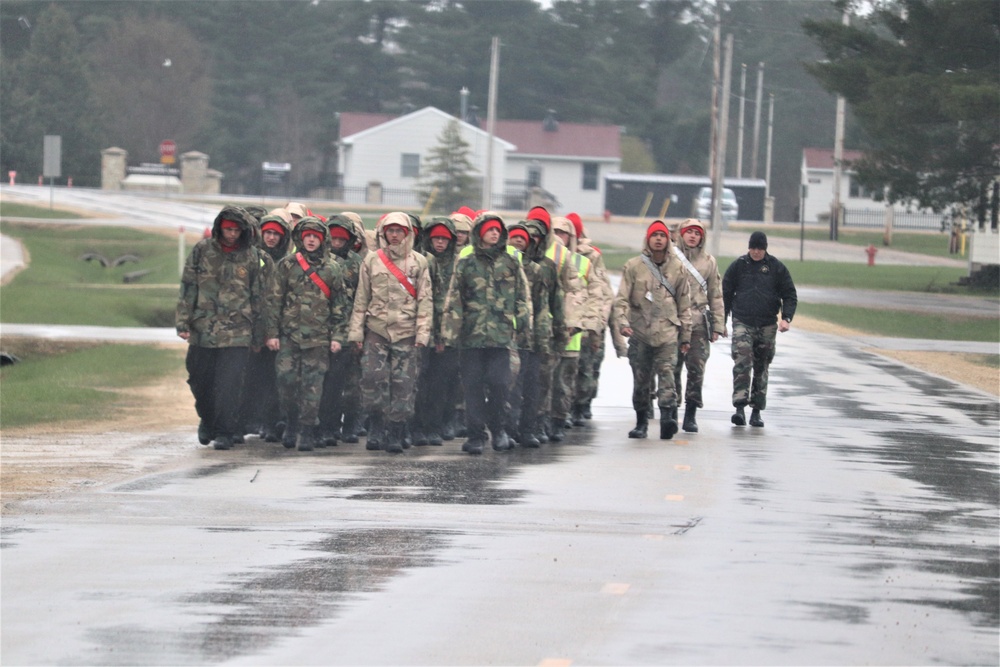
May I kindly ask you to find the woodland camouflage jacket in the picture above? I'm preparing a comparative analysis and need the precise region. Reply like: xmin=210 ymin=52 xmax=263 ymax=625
xmin=175 ymin=205 xmax=268 ymax=348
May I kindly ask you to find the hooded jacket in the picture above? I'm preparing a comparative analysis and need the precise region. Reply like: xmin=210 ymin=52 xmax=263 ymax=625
xmin=528 ymin=208 xmax=584 ymax=332
xmin=336 ymin=211 xmax=370 ymax=259
xmin=554 ymin=216 xmax=613 ymax=336
xmin=518 ymin=220 xmax=566 ymax=354
xmin=612 ymin=221 xmax=693 ymax=348
xmin=441 ymin=213 xmax=532 ymax=351
xmin=424 ymin=217 xmax=459 ymax=347
xmin=675 ymin=218 xmax=726 ymax=335
xmin=257 ymin=213 xmax=292 ymax=262
xmin=348 ymin=211 xmax=432 ymax=346
xmin=267 ymin=217 xmax=349 ymax=348
xmin=326 ymin=215 xmax=363 ymax=300
xmin=176 ymin=205 xmax=267 ymax=348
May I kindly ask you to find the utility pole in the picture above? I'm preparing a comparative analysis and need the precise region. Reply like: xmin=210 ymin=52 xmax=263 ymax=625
xmin=708 ymin=4 xmax=721 ymax=183
xmin=710 ymin=33 xmax=733 ymax=258
xmin=483 ymin=36 xmax=499 ymax=210
xmin=737 ymin=63 xmax=746 ymax=178
xmin=830 ymin=10 xmax=849 ymax=240
xmin=765 ymin=93 xmax=775 ymax=222
xmin=750 ymin=62 xmax=764 ymax=179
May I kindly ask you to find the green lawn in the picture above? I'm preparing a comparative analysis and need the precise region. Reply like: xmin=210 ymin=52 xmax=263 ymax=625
xmin=0 ymin=342 xmax=183 ymax=429
xmin=797 ymin=303 xmax=999 ymax=342
xmin=0 ymin=201 xmax=84 ymax=219
xmin=0 ymin=222 xmax=181 ymax=326
xmin=763 ymin=226 xmax=957 ymax=258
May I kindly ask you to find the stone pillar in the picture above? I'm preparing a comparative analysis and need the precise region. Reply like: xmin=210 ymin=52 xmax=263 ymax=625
xmin=204 ymin=169 xmax=223 ymax=195
xmin=101 ymin=147 xmax=127 ymax=190
xmin=180 ymin=151 xmax=209 ymax=194
xmin=366 ymin=181 xmax=383 ymax=205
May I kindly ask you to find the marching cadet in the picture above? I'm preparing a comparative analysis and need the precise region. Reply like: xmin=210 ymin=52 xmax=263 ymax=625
xmin=672 ymin=218 xmax=727 ymax=433
xmin=317 ymin=214 xmax=364 ymax=446
xmin=265 ymin=217 xmax=350 ymax=452
xmin=442 ymin=212 xmax=531 ymax=455
xmin=613 ymin=220 xmax=692 ymax=440
xmin=564 ymin=212 xmax=615 ymax=426
xmin=176 ymin=205 xmax=268 ymax=451
xmin=348 ymin=212 xmax=432 ymax=454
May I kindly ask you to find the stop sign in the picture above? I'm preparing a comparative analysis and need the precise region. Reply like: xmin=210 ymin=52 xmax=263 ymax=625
xmin=159 ymin=140 xmax=176 ymax=164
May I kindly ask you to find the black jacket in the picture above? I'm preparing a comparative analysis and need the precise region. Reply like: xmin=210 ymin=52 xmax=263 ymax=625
xmin=722 ymin=253 xmax=797 ymax=327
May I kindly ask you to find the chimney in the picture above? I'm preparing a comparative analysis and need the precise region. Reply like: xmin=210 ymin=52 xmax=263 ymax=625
xmin=543 ymin=109 xmax=558 ymax=132
xmin=460 ymin=87 xmax=469 ymax=122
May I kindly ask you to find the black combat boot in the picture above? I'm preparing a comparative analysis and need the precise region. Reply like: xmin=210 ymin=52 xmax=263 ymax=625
xmin=296 ymin=425 xmax=316 ymax=452
xmin=571 ymin=406 xmax=586 ymax=427
xmin=536 ymin=415 xmax=550 ymax=444
xmin=660 ymin=411 xmax=678 ymax=440
xmin=749 ymin=408 xmax=764 ymax=427
xmin=198 ymin=420 xmax=213 ymax=446
xmin=628 ymin=410 xmax=648 ymax=438
xmin=549 ymin=417 xmax=566 ymax=442
xmin=462 ymin=427 xmax=486 ymax=455
xmin=282 ymin=417 xmax=298 ymax=449
xmin=262 ymin=423 xmax=281 ymax=443
xmin=440 ymin=415 xmax=455 ymax=441
xmin=491 ymin=428 xmax=511 ymax=452
xmin=213 ymin=434 xmax=233 ymax=450
xmin=365 ymin=415 xmax=384 ymax=451
xmin=682 ymin=405 xmax=698 ymax=433
xmin=412 ymin=425 xmax=429 ymax=447
xmin=582 ymin=402 xmax=593 ymax=420
xmin=453 ymin=409 xmax=468 ymax=438
xmin=383 ymin=422 xmax=405 ymax=454
xmin=731 ymin=406 xmax=746 ymax=426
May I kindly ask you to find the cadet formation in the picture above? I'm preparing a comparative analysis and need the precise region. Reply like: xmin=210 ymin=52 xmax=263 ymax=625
xmin=176 ymin=203 xmax=796 ymax=454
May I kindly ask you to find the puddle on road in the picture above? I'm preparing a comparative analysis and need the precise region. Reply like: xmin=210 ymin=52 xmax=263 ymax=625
xmin=85 ymin=527 xmax=447 ymax=665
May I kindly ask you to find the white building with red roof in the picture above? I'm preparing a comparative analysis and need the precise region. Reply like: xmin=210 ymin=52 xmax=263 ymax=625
xmin=338 ymin=107 xmax=621 ymax=216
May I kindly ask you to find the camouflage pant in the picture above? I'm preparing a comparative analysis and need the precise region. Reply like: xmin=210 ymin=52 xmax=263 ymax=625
xmin=627 ymin=337 xmax=678 ymax=412
xmin=552 ymin=354 xmax=580 ymax=420
xmin=574 ymin=330 xmax=605 ymax=408
xmin=360 ymin=331 xmax=420 ymax=423
xmin=674 ymin=315 xmax=712 ymax=408
xmin=537 ymin=351 xmax=558 ymax=419
xmin=731 ymin=319 xmax=777 ymax=410
xmin=276 ymin=343 xmax=329 ymax=427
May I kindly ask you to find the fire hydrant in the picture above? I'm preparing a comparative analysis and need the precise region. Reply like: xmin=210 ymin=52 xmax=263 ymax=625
xmin=865 ymin=244 xmax=878 ymax=266
xmin=603 ymin=209 xmax=611 ymax=223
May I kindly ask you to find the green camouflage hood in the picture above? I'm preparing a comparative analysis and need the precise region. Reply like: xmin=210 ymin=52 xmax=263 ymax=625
xmin=258 ymin=213 xmax=292 ymax=260
xmin=291 ymin=216 xmax=330 ymax=264
xmin=423 ymin=216 xmax=457 ymax=259
xmin=326 ymin=214 xmax=360 ymax=259
xmin=211 ymin=205 xmax=256 ymax=251
xmin=470 ymin=211 xmax=508 ymax=258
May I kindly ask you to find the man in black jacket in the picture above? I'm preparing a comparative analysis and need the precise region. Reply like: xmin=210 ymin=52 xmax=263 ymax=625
xmin=721 ymin=231 xmax=797 ymax=428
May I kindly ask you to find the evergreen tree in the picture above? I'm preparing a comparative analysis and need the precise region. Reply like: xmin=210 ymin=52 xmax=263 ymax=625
xmin=804 ymin=0 xmax=1000 ymax=213
xmin=415 ymin=120 xmax=479 ymax=214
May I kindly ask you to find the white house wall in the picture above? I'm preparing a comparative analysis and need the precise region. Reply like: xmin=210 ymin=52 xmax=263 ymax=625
xmin=505 ymin=156 xmax=618 ymax=217
xmin=802 ymin=163 xmax=927 ymax=223
xmin=340 ymin=111 xmax=507 ymax=198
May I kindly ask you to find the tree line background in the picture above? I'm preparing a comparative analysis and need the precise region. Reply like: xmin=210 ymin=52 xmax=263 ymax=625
xmin=1 ymin=0 xmax=995 ymax=221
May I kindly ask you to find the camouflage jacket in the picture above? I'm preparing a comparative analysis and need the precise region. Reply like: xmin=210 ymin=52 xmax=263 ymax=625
xmin=267 ymin=217 xmax=350 ymax=348
xmin=326 ymin=214 xmax=363 ymax=304
xmin=613 ymin=230 xmax=693 ymax=347
xmin=348 ymin=212 xmax=432 ymax=346
xmin=675 ymin=219 xmax=727 ymax=335
xmin=424 ymin=217 xmax=459 ymax=347
xmin=442 ymin=213 xmax=532 ymax=351
xmin=175 ymin=205 xmax=268 ymax=348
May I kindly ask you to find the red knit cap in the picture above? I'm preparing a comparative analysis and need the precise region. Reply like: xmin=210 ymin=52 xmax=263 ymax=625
xmin=220 ymin=220 xmax=240 ymax=230
xmin=508 ymin=227 xmax=530 ymax=244
xmin=456 ymin=206 xmax=477 ymax=219
xmin=679 ymin=220 xmax=703 ymax=236
xmin=261 ymin=221 xmax=285 ymax=235
xmin=646 ymin=220 xmax=670 ymax=241
xmin=328 ymin=226 xmax=350 ymax=240
xmin=479 ymin=219 xmax=502 ymax=237
xmin=527 ymin=206 xmax=551 ymax=230
xmin=301 ymin=229 xmax=324 ymax=242
xmin=566 ymin=212 xmax=583 ymax=239
xmin=428 ymin=224 xmax=454 ymax=239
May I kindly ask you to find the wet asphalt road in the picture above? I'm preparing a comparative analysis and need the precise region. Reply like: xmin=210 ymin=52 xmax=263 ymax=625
xmin=2 ymin=327 xmax=997 ymax=666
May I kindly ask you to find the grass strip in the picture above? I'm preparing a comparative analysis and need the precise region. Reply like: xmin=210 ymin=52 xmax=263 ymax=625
xmin=762 ymin=226 xmax=957 ymax=258
xmin=1 ymin=222 xmax=181 ymax=326
xmin=0 ymin=342 xmax=182 ymax=429
xmin=0 ymin=202 xmax=84 ymax=219
xmin=796 ymin=303 xmax=999 ymax=342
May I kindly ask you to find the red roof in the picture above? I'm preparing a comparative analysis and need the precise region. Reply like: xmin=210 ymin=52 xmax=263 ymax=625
xmin=494 ymin=119 xmax=620 ymax=158
xmin=339 ymin=109 xmax=620 ymax=159
xmin=803 ymin=147 xmax=865 ymax=170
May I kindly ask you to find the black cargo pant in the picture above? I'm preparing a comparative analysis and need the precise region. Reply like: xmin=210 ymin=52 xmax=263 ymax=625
xmin=417 ymin=347 xmax=460 ymax=435
xmin=461 ymin=348 xmax=511 ymax=440
xmin=186 ymin=345 xmax=249 ymax=439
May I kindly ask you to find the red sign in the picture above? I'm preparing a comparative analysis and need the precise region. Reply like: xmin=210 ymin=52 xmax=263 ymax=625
xmin=160 ymin=140 xmax=176 ymax=165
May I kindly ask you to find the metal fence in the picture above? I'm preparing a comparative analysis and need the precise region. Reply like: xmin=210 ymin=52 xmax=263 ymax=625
xmin=843 ymin=208 xmax=944 ymax=231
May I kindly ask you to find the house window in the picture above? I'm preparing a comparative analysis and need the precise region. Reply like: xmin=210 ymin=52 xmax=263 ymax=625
xmin=849 ymin=176 xmax=871 ymax=199
xmin=527 ymin=164 xmax=542 ymax=188
xmin=401 ymin=153 xmax=420 ymax=178
xmin=582 ymin=162 xmax=599 ymax=191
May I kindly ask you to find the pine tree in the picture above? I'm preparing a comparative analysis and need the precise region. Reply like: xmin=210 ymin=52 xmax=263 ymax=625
xmin=415 ymin=120 xmax=479 ymax=214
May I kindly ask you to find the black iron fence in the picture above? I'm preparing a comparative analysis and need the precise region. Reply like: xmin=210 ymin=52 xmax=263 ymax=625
xmin=844 ymin=208 xmax=943 ymax=231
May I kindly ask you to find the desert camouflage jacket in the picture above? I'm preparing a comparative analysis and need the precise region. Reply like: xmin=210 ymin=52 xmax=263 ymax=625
xmin=613 ymin=227 xmax=693 ymax=348
xmin=442 ymin=213 xmax=532 ymax=351
xmin=268 ymin=217 xmax=350 ymax=348
xmin=175 ymin=205 xmax=268 ymax=348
